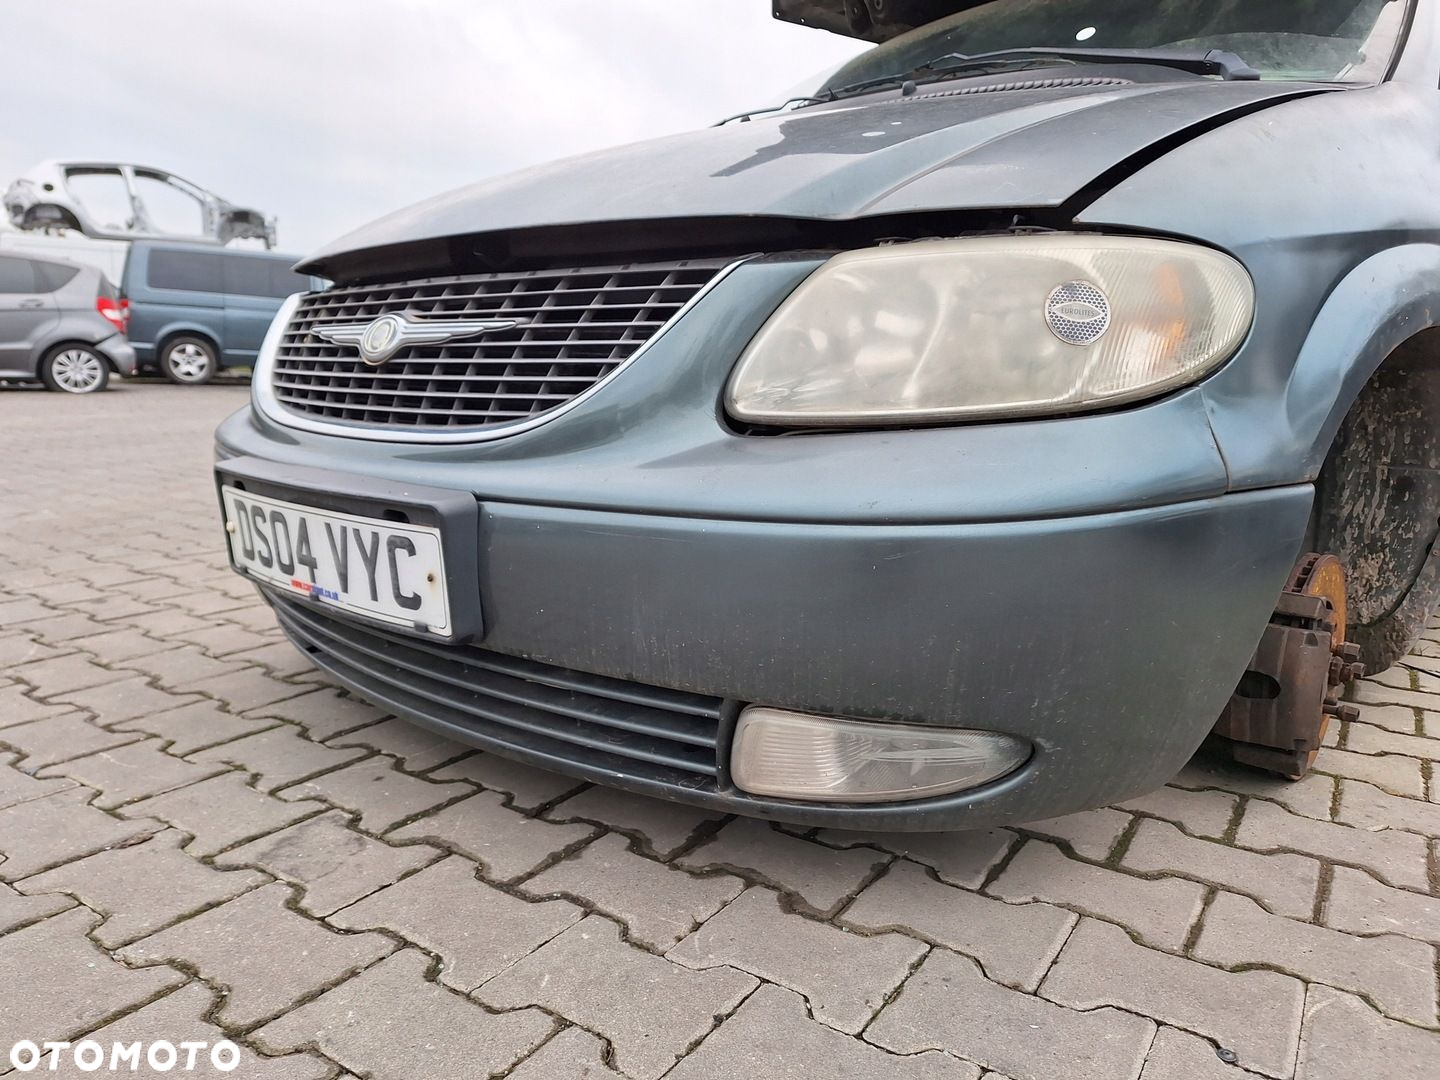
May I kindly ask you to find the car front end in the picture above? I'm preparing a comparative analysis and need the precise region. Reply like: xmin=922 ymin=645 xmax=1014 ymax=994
xmin=215 ymin=0 xmax=1436 ymax=829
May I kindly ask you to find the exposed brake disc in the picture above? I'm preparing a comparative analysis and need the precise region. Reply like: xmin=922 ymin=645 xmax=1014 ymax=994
xmin=1213 ymin=553 xmax=1365 ymax=780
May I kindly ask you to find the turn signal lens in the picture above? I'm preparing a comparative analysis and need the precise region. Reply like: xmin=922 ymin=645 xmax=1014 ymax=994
xmin=730 ymin=707 xmax=1029 ymax=803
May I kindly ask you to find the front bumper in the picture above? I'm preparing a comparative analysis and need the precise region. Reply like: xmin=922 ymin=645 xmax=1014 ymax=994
xmin=215 ymin=256 xmax=1313 ymax=829
xmin=217 ymin=450 xmax=1310 ymax=830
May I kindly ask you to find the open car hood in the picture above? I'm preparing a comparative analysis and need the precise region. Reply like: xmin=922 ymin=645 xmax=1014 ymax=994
xmin=301 ymin=78 xmax=1319 ymax=277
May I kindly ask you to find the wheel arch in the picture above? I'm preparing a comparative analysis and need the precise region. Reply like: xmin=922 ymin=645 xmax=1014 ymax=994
xmin=155 ymin=326 xmax=222 ymax=361
xmin=1287 ymin=244 xmax=1440 ymax=481
xmin=1300 ymin=259 xmax=1440 ymax=670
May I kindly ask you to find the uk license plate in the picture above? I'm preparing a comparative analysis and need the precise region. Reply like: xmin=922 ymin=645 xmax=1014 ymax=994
xmin=221 ymin=487 xmax=452 ymax=635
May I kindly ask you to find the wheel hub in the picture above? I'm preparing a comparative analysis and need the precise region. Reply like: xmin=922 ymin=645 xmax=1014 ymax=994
xmin=1213 ymin=552 xmax=1364 ymax=779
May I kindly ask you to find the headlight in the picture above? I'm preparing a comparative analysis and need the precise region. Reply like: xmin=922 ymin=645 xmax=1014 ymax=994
xmin=726 ymin=234 xmax=1254 ymax=426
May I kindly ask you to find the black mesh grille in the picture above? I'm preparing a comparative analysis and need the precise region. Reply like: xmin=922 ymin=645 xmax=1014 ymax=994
xmin=270 ymin=258 xmax=729 ymax=433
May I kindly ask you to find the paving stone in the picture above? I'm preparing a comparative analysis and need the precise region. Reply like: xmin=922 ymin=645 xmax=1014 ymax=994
xmin=1017 ymin=806 xmax=1132 ymax=860
xmin=30 ymin=982 xmax=334 ymax=1080
xmin=230 ymin=639 xmax=320 ymax=679
xmin=669 ymin=885 xmax=924 ymax=1034
xmin=7 ymin=650 xmax=129 ymax=702
xmin=1115 ymin=785 xmax=1239 ymax=839
xmin=479 ymin=915 xmax=758 ymax=1080
xmin=1350 ymin=703 xmax=1421 ymax=734
xmin=988 ymin=840 xmax=1206 ymax=951
xmin=1351 ymin=682 xmax=1440 ymax=712
xmin=389 ymin=789 xmax=595 ymax=881
xmin=68 ymin=594 xmax=162 ymax=623
xmin=676 ymin=817 xmax=887 ymax=917
xmin=1234 ymin=798 xmax=1431 ymax=891
xmin=0 ymin=596 xmax=59 ymax=627
xmin=35 ymin=738 xmax=225 ymax=809
xmin=1366 ymin=666 xmax=1422 ymax=691
xmin=1323 ymin=865 xmax=1440 ymax=944
xmin=191 ymin=725 xmax=367 ymax=791
xmin=67 ymin=627 xmax=171 ymax=664
xmin=841 ymin=859 xmax=1075 ymax=992
xmin=50 ymin=676 xmax=205 ymax=726
xmin=17 ymin=829 xmax=268 ymax=947
xmin=121 ymin=643 xmax=253 ymax=690
xmin=280 ymin=757 xmax=471 ymax=832
xmin=1345 ymin=723 xmax=1440 ymax=761
xmin=549 ymin=785 xmax=726 ymax=858
xmin=1042 ymin=918 xmax=1304 ymax=1079
xmin=327 ymin=717 xmax=473 ymax=771
xmin=1175 ymin=754 xmax=1337 ymax=821
xmin=108 ymin=698 xmax=279 ymax=755
xmin=1194 ymin=891 xmax=1438 ymax=1026
xmin=18 ymin=611 xmax=112 ymax=643
xmin=0 ymin=712 xmax=143 ymax=768
xmin=0 ymin=681 xmax=76 ymax=729
xmin=0 ymin=750 xmax=76 ymax=810
xmin=120 ymin=772 xmax=324 ymax=857
xmin=253 ymin=949 xmax=553 ymax=1079
xmin=1140 ymin=1027 xmax=1270 ymax=1080
xmin=507 ymin=1027 xmax=625 ymax=1080
xmin=181 ymin=668 xmax=308 ymax=712
xmin=671 ymin=983 xmax=976 ymax=1080
xmin=245 ymin=687 xmax=392 ymax=740
xmin=868 ymin=948 xmax=1155 ymax=1080
xmin=1315 ymin=747 xmax=1426 ymax=798
xmin=214 ymin=808 xmax=442 ymax=917
xmin=0 ymin=632 xmax=67 ymax=668
xmin=0 ymin=906 xmax=185 ymax=1048
xmin=330 ymin=854 xmax=582 ymax=991
xmin=119 ymin=881 xmax=394 ymax=1028
xmin=0 ymin=787 xmax=162 ymax=882
xmin=0 ymin=880 xmax=72 ymax=933
xmin=430 ymin=751 xmax=585 ymax=811
xmin=1295 ymin=985 xmax=1436 ymax=1080
xmin=124 ymin=609 xmax=214 ymax=639
xmin=813 ymin=827 xmax=1015 ymax=889
xmin=1123 ymin=818 xmax=1321 ymax=919
xmin=523 ymin=831 xmax=744 ymax=949
xmin=185 ymin=622 xmax=276 ymax=657
xmin=1337 ymin=779 xmax=1440 ymax=837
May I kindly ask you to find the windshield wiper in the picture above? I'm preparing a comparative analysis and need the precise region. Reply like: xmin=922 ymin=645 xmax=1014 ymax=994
xmin=825 ymin=46 xmax=1261 ymax=101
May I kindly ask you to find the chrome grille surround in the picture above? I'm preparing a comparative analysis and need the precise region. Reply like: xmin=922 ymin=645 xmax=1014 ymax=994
xmin=256 ymin=257 xmax=738 ymax=444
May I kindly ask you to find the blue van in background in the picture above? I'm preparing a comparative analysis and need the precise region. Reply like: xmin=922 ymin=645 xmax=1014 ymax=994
xmin=121 ymin=241 xmax=319 ymax=384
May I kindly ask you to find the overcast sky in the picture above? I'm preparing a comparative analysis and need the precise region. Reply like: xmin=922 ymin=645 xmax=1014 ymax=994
xmin=0 ymin=2 xmax=868 ymax=255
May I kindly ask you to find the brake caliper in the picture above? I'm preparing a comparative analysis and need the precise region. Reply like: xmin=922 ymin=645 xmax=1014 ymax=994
xmin=1214 ymin=553 xmax=1365 ymax=780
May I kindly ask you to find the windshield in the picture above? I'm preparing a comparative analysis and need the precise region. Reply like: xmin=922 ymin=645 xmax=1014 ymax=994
xmin=821 ymin=0 xmax=1410 ymax=91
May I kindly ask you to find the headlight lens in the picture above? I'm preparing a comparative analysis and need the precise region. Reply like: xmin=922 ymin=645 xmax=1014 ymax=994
xmin=726 ymin=234 xmax=1254 ymax=426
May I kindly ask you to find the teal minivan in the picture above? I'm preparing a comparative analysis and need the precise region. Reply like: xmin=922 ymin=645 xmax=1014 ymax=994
xmin=122 ymin=241 xmax=317 ymax=384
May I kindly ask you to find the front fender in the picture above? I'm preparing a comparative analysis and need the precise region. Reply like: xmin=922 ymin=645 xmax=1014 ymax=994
xmin=1203 ymin=244 xmax=1440 ymax=487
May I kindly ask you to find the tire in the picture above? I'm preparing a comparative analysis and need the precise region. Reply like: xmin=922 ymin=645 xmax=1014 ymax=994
xmin=40 ymin=344 xmax=109 ymax=394
xmin=1311 ymin=337 xmax=1440 ymax=673
xmin=160 ymin=335 xmax=218 ymax=385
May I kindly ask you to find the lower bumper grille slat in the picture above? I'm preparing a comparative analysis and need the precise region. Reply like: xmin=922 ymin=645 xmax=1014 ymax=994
xmin=270 ymin=596 xmax=723 ymax=783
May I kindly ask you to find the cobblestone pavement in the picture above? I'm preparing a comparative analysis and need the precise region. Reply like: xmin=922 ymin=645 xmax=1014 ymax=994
xmin=1 ymin=383 xmax=1438 ymax=1079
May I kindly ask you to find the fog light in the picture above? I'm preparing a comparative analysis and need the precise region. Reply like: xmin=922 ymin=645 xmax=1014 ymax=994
xmin=730 ymin=707 xmax=1029 ymax=803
